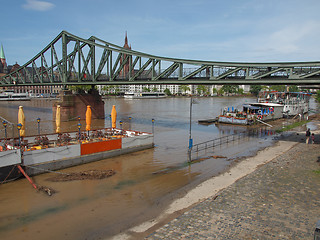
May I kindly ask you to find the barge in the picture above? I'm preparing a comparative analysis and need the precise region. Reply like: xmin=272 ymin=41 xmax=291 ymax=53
xmin=217 ymin=91 xmax=311 ymax=126
xmin=0 ymin=128 xmax=154 ymax=182
xmin=218 ymin=102 xmax=284 ymax=125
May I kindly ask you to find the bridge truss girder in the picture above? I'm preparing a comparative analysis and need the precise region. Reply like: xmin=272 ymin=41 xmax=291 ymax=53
xmin=1 ymin=30 xmax=320 ymax=87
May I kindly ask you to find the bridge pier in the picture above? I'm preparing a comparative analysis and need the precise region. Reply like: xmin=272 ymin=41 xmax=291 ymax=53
xmin=52 ymin=89 xmax=105 ymax=122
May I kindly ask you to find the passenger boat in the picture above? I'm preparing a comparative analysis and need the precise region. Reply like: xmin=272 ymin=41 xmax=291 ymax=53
xmin=0 ymin=90 xmax=31 ymax=101
xmin=124 ymin=92 xmax=166 ymax=99
xmin=0 ymin=128 xmax=154 ymax=182
xmin=258 ymin=91 xmax=311 ymax=116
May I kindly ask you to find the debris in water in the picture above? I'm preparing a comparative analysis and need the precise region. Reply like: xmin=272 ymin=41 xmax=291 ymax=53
xmin=37 ymin=185 xmax=56 ymax=196
xmin=46 ymin=169 xmax=116 ymax=182
xmin=191 ymin=155 xmax=227 ymax=163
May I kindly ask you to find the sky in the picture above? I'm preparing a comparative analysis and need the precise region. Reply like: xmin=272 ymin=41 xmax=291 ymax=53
xmin=1 ymin=0 xmax=320 ymax=66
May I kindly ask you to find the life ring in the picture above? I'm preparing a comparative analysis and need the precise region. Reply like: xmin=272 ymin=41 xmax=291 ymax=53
xmin=258 ymin=110 xmax=262 ymax=114
xmin=258 ymin=115 xmax=262 ymax=119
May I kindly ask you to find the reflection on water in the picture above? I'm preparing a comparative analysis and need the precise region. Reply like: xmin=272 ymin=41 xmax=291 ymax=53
xmin=0 ymin=96 xmax=294 ymax=239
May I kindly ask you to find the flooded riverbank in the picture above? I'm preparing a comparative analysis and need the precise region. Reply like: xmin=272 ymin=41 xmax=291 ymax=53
xmin=0 ymin=96 xmax=317 ymax=239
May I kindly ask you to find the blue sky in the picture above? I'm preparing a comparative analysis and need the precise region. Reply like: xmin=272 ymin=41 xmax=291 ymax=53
xmin=1 ymin=0 xmax=320 ymax=65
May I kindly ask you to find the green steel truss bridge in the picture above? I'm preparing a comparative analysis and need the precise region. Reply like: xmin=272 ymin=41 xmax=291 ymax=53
xmin=1 ymin=30 xmax=320 ymax=87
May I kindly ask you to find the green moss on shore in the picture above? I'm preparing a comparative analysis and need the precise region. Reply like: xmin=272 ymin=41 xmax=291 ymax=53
xmin=275 ymin=120 xmax=309 ymax=133
xmin=313 ymin=169 xmax=320 ymax=175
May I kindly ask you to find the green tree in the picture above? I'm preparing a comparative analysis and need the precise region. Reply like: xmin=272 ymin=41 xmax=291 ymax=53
xmin=217 ymin=88 xmax=224 ymax=96
xmin=316 ymin=90 xmax=320 ymax=102
xmin=164 ymin=88 xmax=172 ymax=96
xmin=196 ymin=85 xmax=208 ymax=95
xmin=237 ymin=88 xmax=244 ymax=95
xmin=152 ymin=87 xmax=158 ymax=92
xmin=142 ymin=87 xmax=151 ymax=92
xmin=68 ymin=85 xmax=93 ymax=94
xmin=250 ymin=85 xmax=263 ymax=96
xmin=289 ymin=85 xmax=299 ymax=92
xmin=180 ymin=85 xmax=190 ymax=95
xmin=211 ymin=87 xmax=217 ymax=95
xmin=270 ymin=85 xmax=286 ymax=92
xmin=221 ymin=85 xmax=239 ymax=95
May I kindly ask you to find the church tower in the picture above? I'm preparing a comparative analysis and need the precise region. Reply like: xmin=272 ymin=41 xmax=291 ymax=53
xmin=120 ymin=32 xmax=132 ymax=78
xmin=0 ymin=44 xmax=8 ymax=74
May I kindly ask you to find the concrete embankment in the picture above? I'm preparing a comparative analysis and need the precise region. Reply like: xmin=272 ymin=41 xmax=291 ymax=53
xmin=113 ymin=126 xmax=320 ymax=239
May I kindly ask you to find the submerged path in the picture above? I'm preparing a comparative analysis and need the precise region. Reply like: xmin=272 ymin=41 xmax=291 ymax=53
xmin=143 ymin=131 xmax=320 ymax=239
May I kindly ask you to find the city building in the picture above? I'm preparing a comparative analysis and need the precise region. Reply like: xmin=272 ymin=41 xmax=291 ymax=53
xmin=0 ymin=44 xmax=63 ymax=96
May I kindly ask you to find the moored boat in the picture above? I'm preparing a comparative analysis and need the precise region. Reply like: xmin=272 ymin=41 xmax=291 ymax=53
xmin=124 ymin=92 xmax=166 ymax=99
xmin=0 ymin=90 xmax=31 ymax=101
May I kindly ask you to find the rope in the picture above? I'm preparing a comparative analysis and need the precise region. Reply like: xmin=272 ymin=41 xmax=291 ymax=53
xmin=23 ymin=165 xmax=70 ymax=175
xmin=0 ymin=165 xmax=17 ymax=184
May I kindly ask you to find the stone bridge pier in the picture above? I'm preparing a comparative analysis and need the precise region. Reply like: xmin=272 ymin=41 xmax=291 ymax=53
xmin=52 ymin=89 xmax=105 ymax=122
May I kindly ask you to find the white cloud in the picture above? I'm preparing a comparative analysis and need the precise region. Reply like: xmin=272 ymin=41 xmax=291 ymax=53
xmin=22 ymin=0 xmax=55 ymax=11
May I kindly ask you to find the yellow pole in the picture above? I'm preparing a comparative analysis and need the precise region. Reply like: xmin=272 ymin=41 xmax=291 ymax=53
xmin=56 ymin=105 xmax=61 ymax=133
xmin=111 ymin=105 xmax=117 ymax=129
xmin=18 ymin=106 xmax=25 ymax=137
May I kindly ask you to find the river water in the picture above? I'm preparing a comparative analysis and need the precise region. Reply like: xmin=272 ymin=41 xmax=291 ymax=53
xmin=0 ymin=96 xmax=302 ymax=239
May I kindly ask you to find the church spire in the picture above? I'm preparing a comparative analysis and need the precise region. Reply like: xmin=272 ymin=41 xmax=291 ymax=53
xmin=125 ymin=31 xmax=128 ymax=45
xmin=123 ymin=31 xmax=131 ymax=49
xmin=0 ymin=44 xmax=5 ymax=60
xmin=0 ymin=43 xmax=8 ymax=73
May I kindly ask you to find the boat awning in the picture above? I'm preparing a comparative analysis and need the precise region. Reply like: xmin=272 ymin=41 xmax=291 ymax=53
xmin=243 ymin=104 xmax=261 ymax=110
xmin=250 ymin=102 xmax=283 ymax=107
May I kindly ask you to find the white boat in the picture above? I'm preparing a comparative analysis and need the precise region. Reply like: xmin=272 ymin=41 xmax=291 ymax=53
xmin=124 ymin=92 xmax=166 ymax=99
xmin=258 ymin=91 xmax=311 ymax=116
xmin=0 ymin=90 xmax=31 ymax=101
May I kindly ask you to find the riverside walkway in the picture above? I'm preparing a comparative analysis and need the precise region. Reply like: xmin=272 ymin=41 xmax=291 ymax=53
xmin=145 ymin=132 xmax=320 ymax=239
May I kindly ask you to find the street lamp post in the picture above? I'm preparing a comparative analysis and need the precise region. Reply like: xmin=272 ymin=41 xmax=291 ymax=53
xmin=77 ymin=123 xmax=81 ymax=141
xmin=152 ymin=118 xmax=155 ymax=135
xmin=37 ymin=118 xmax=41 ymax=136
xmin=109 ymin=114 xmax=112 ymax=128
xmin=188 ymin=97 xmax=193 ymax=162
xmin=119 ymin=121 xmax=123 ymax=132
xmin=2 ymin=121 xmax=7 ymax=142
xmin=17 ymin=123 xmax=22 ymax=147
xmin=129 ymin=116 xmax=132 ymax=130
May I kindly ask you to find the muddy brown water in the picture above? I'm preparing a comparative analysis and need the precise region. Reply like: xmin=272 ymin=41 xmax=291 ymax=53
xmin=0 ymin=96 xmax=317 ymax=239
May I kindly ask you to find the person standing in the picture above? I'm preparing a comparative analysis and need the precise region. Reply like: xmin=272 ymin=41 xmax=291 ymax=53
xmin=306 ymin=128 xmax=311 ymax=144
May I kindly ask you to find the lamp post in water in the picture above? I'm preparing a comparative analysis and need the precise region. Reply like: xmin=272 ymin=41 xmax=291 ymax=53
xmin=188 ymin=97 xmax=198 ymax=162
xmin=128 ymin=116 xmax=132 ymax=130
xmin=152 ymin=118 xmax=155 ymax=135
xmin=37 ymin=118 xmax=41 ymax=136
xmin=188 ymin=98 xmax=193 ymax=162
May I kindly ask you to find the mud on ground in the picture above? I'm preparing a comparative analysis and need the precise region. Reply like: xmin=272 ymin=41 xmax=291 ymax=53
xmin=46 ymin=169 xmax=116 ymax=182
